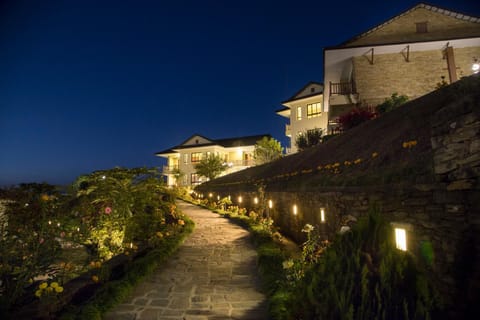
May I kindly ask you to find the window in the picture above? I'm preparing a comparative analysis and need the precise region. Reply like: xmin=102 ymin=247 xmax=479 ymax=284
xmin=191 ymin=152 xmax=202 ymax=163
xmin=415 ymin=21 xmax=428 ymax=33
xmin=183 ymin=154 xmax=188 ymax=164
xmin=191 ymin=173 xmax=201 ymax=185
xmin=296 ymin=106 xmax=302 ymax=120
xmin=307 ymin=102 xmax=322 ymax=118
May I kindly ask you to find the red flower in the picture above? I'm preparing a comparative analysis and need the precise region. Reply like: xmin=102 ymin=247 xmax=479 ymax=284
xmin=104 ymin=207 xmax=112 ymax=215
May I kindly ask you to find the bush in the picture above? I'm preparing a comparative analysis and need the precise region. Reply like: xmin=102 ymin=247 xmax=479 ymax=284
xmin=338 ymin=108 xmax=377 ymax=131
xmin=376 ymin=93 xmax=409 ymax=114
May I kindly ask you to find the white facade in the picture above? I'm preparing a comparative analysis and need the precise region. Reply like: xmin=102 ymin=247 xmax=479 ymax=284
xmin=276 ymin=82 xmax=326 ymax=154
xmin=156 ymin=134 xmax=267 ymax=187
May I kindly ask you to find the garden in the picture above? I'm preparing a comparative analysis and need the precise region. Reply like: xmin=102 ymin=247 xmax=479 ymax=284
xmin=0 ymin=167 xmax=193 ymax=319
xmin=186 ymin=194 xmax=443 ymax=320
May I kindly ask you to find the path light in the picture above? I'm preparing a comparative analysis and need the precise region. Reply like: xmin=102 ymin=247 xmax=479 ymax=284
xmin=217 ymin=195 xmax=220 ymax=200
xmin=254 ymin=197 xmax=259 ymax=204
xmin=228 ymin=195 xmax=231 ymax=201
xmin=208 ymin=193 xmax=213 ymax=198
xmin=395 ymin=228 xmax=407 ymax=251
xmin=268 ymin=200 xmax=273 ymax=209
xmin=320 ymin=208 xmax=326 ymax=223
xmin=472 ymin=57 xmax=479 ymax=74
xmin=293 ymin=204 xmax=298 ymax=215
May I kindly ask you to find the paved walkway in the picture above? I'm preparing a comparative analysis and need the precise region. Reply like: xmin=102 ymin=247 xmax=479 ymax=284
xmin=104 ymin=201 xmax=269 ymax=320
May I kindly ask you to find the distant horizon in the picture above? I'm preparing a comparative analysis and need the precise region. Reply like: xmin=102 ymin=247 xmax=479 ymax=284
xmin=1 ymin=0 xmax=479 ymax=186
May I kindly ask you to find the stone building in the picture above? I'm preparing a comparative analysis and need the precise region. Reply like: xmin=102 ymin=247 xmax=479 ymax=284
xmin=324 ymin=3 xmax=480 ymax=132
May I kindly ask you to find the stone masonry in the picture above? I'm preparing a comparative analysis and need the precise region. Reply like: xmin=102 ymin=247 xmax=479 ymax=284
xmin=104 ymin=201 xmax=268 ymax=320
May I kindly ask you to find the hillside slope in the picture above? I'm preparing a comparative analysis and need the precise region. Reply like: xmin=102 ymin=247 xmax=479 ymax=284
xmin=198 ymin=75 xmax=480 ymax=192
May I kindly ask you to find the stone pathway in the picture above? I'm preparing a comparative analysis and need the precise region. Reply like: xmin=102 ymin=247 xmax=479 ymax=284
xmin=104 ymin=201 xmax=269 ymax=320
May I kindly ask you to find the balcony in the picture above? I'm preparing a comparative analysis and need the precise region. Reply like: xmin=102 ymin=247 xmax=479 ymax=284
xmin=162 ymin=165 xmax=179 ymax=174
xmin=285 ymin=124 xmax=291 ymax=137
xmin=329 ymin=81 xmax=357 ymax=95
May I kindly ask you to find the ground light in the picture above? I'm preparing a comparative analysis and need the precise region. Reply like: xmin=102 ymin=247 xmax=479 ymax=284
xmin=320 ymin=208 xmax=325 ymax=222
xmin=395 ymin=228 xmax=407 ymax=251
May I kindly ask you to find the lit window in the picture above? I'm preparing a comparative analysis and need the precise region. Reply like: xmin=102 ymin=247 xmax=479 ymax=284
xmin=307 ymin=102 xmax=322 ymax=118
xmin=191 ymin=173 xmax=201 ymax=185
xmin=395 ymin=228 xmax=407 ymax=251
xmin=297 ymin=106 xmax=302 ymax=120
xmin=191 ymin=152 xmax=202 ymax=163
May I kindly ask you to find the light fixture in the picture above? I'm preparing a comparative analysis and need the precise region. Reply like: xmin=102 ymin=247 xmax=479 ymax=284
xmin=238 ymin=196 xmax=242 ymax=203
xmin=254 ymin=197 xmax=259 ymax=204
xmin=395 ymin=228 xmax=407 ymax=251
xmin=472 ymin=57 xmax=480 ymax=74
xmin=293 ymin=204 xmax=298 ymax=215
xmin=320 ymin=208 xmax=325 ymax=222
xmin=268 ymin=200 xmax=273 ymax=209
xmin=209 ymin=193 xmax=213 ymax=198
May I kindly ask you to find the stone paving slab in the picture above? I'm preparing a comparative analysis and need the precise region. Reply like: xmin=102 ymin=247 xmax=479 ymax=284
xmin=104 ymin=201 xmax=269 ymax=320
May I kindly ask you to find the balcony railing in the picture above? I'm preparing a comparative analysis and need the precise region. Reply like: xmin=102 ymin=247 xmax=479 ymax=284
xmin=162 ymin=165 xmax=179 ymax=174
xmin=329 ymin=81 xmax=357 ymax=95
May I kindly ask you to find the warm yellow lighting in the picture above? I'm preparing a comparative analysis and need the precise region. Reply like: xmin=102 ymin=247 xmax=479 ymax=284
xmin=238 ymin=196 xmax=242 ymax=203
xmin=320 ymin=208 xmax=325 ymax=222
xmin=268 ymin=200 xmax=273 ymax=209
xmin=293 ymin=204 xmax=298 ymax=215
xmin=228 ymin=195 xmax=231 ymax=201
xmin=395 ymin=228 xmax=407 ymax=251
xmin=209 ymin=193 xmax=213 ymax=198
xmin=236 ymin=148 xmax=243 ymax=157
xmin=217 ymin=195 xmax=220 ymax=200
xmin=254 ymin=197 xmax=258 ymax=204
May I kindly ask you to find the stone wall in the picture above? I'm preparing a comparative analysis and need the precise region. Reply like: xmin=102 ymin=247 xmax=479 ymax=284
xmin=197 ymin=79 xmax=480 ymax=314
xmin=353 ymin=46 xmax=480 ymax=106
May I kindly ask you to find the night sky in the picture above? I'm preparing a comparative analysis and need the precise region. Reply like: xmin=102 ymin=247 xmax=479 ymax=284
xmin=1 ymin=0 xmax=479 ymax=186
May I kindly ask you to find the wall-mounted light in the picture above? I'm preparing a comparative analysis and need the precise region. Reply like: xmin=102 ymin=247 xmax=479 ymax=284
xmin=395 ymin=228 xmax=407 ymax=251
xmin=268 ymin=200 xmax=273 ymax=209
xmin=238 ymin=196 xmax=242 ymax=203
xmin=208 ymin=193 xmax=213 ymax=198
xmin=254 ymin=197 xmax=259 ymax=204
xmin=293 ymin=204 xmax=298 ymax=215
xmin=472 ymin=57 xmax=480 ymax=74
xmin=228 ymin=195 xmax=231 ymax=201
xmin=320 ymin=208 xmax=326 ymax=223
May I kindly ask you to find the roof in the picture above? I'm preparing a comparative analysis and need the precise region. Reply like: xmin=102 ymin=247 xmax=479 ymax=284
xmin=334 ymin=2 xmax=480 ymax=48
xmin=281 ymin=81 xmax=324 ymax=105
xmin=155 ymin=134 xmax=272 ymax=156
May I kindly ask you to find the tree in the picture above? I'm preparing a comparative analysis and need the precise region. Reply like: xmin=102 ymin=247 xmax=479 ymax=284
xmin=171 ymin=168 xmax=185 ymax=186
xmin=194 ymin=155 xmax=227 ymax=181
xmin=253 ymin=137 xmax=283 ymax=165
xmin=295 ymin=128 xmax=323 ymax=151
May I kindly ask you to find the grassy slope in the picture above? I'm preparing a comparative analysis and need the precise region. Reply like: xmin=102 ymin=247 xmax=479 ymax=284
xmin=199 ymin=75 xmax=480 ymax=192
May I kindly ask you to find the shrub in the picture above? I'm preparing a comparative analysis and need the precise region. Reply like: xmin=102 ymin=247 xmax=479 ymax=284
xmin=376 ymin=93 xmax=409 ymax=114
xmin=338 ymin=108 xmax=377 ymax=131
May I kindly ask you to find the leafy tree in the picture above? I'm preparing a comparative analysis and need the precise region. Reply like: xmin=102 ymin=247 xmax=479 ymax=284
xmin=194 ymin=155 xmax=227 ymax=181
xmin=295 ymin=128 xmax=323 ymax=151
xmin=376 ymin=92 xmax=409 ymax=114
xmin=253 ymin=136 xmax=283 ymax=165
xmin=171 ymin=168 xmax=185 ymax=186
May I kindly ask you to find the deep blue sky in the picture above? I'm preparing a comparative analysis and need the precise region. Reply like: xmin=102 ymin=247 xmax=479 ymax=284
xmin=1 ymin=0 xmax=479 ymax=186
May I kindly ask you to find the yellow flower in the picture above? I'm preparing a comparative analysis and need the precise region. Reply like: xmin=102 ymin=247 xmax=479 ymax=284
xmin=50 ymin=282 xmax=59 ymax=289
xmin=95 ymin=261 xmax=102 ymax=268
xmin=354 ymin=158 xmax=362 ymax=164
xmin=156 ymin=231 xmax=163 ymax=238
xmin=35 ymin=290 xmax=42 ymax=298
xmin=92 ymin=275 xmax=99 ymax=283
xmin=402 ymin=142 xmax=408 ymax=148
xmin=41 ymin=194 xmax=50 ymax=201
xmin=54 ymin=286 xmax=64 ymax=293
xmin=317 ymin=165 xmax=323 ymax=170
xmin=344 ymin=160 xmax=351 ymax=166
xmin=178 ymin=219 xmax=185 ymax=226
xmin=39 ymin=282 xmax=48 ymax=290
xmin=372 ymin=152 xmax=378 ymax=158
xmin=46 ymin=287 xmax=53 ymax=293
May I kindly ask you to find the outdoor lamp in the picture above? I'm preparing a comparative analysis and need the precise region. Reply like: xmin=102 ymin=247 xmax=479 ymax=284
xmin=472 ymin=58 xmax=480 ymax=74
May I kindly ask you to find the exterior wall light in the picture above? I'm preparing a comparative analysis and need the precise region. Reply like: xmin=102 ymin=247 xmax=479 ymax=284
xmin=394 ymin=228 xmax=407 ymax=251
xmin=293 ymin=204 xmax=298 ymax=215
xmin=208 ymin=193 xmax=213 ymax=198
xmin=268 ymin=200 xmax=273 ymax=209
xmin=320 ymin=208 xmax=326 ymax=222
xmin=472 ymin=58 xmax=480 ymax=74
xmin=254 ymin=197 xmax=259 ymax=204
xmin=217 ymin=195 xmax=220 ymax=200
xmin=238 ymin=196 xmax=242 ymax=203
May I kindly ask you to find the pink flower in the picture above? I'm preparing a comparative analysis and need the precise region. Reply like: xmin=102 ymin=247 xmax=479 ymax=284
xmin=104 ymin=207 xmax=112 ymax=215
xmin=39 ymin=238 xmax=44 ymax=244
xmin=60 ymin=231 xmax=66 ymax=238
